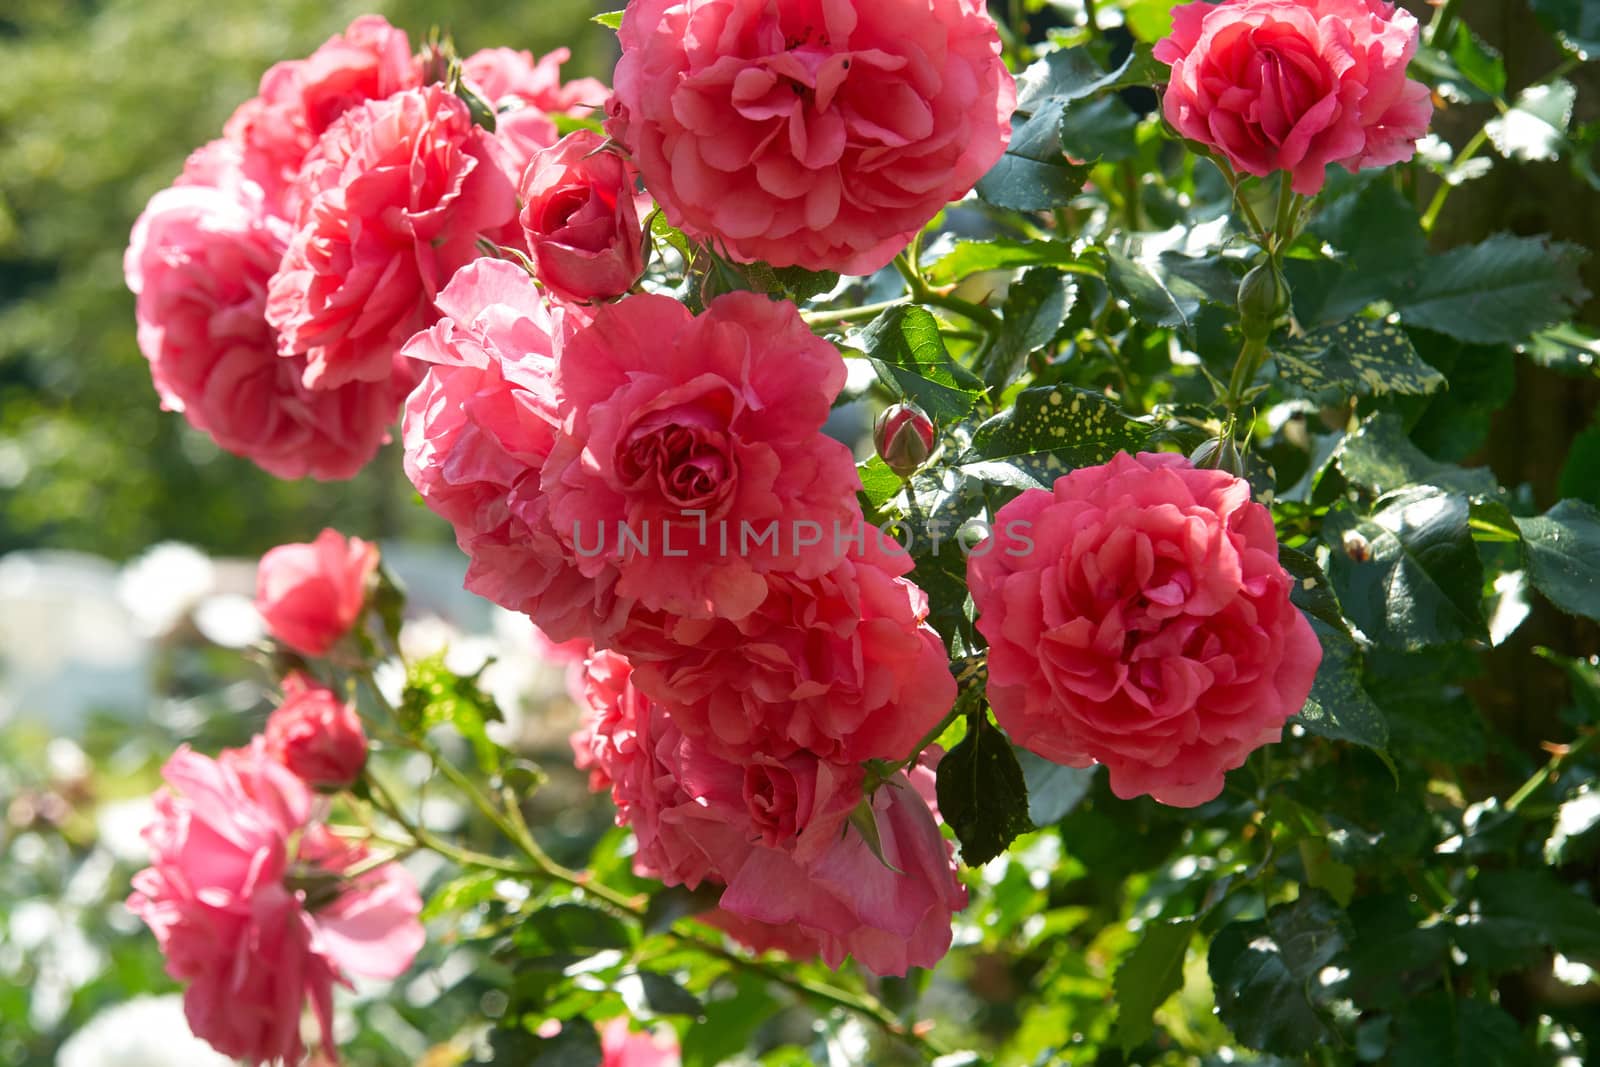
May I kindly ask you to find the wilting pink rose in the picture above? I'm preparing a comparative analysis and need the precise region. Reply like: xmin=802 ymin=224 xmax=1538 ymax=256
xmin=255 ymin=529 xmax=378 ymax=656
xmin=598 ymin=1017 xmax=681 ymax=1067
xmin=224 ymin=15 xmax=420 ymax=212
xmin=518 ymin=130 xmax=646 ymax=302
xmin=399 ymin=260 xmax=616 ymax=642
xmin=546 ymin=291 xmax=862 ymax=627
xmin=266 ymin=672 xmax=368 ymax=789
xmin=717 ymin=754 xmax=966 ymax=977
xmin=462 ymin=46 xmax=609 ymax=117
xmin=618 ymin=543 xmax=954 ymax=764
xmin=967 ymin=452 xmax=1323 ymax=807
xmin=607 ymin=0 xmax=1015 ymax=274
xmin=267 ymin=86 xmax=518 ymax=390
xmin=1155 ymin=0 xmax=1432 ymax=194
xmin=128 ymin=743 xmax=422 ymax=1064
xmin=125 ymin=143 xmax=405 ymax=480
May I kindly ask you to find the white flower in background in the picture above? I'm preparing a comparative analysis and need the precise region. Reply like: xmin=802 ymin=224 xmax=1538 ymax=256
xmin=55 ymin=994 xmax=233 ymax=1067
xmin=116 ymin=542 xmax=215 ymax=638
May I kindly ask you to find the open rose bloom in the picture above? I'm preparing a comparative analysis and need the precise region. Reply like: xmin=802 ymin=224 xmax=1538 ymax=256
xmin=1155 ymin=0 xmax=1432 ymax=193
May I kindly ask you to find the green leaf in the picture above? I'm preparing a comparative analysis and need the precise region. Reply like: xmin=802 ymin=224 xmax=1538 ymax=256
xmin=1311 ymin=178 xmax=1428 ymax=275
xmin=1293 ymin=621 xmax=1391 ymax=756
xmin=1389 ymin=994 xmax=1525 ymax=1067
xmin=1015 ymin=748 xmax=1095 ymax=826
xmin=1326 ymin=487 xmax=1487 ymax=649
xmin=935 ymin=713 xmax=1034 ymax=865
xmin=1278 ymin=544 xmax=1346 ymax=633
xmin=975 ymin=98 xmax=1092 ymax=210
xmin=402 ymin=653 xmax=505 ymax=772
xmin=618 ymin=971 xmax=705 ymax=1019
xmin=1113 ymin=918 xmax=1195 ymax=1053
xmin=1546 ymin=783 xmax=1600 ymax=865
xmin=1529 ymin=0 xmax=1600 ymax=56
xmin=1486 ymin=79 xmax=1576 ymax=162
xmin=857 ymin=456 xmax=906 ymax=515
xmin=421 ymin=870 xmax=502 ymax=923
xmin=960 ymin=385 xmax=1152 ymax=482
xmin=1123 ymin=1 xmax=1180 ymax=42
xmin=592 ymin=10 xmax=625 ymax=30
xmin=1059 ymin=94 xmax=1139 ymax=163
xmin=1208 ymin=892 xmax=1351 ymax=1055
xmin=1391 ymin=234 xmax=1591 ymax=345
xmin=858 ymin=306 xmax=981 ymax=422
xmin=984 ymin=268 xmax=1073 ymax=389
xmin=1334 ymin=412 xmax=1499 ymax=498
xmin=1104 ymin=248 xmax=1201 ymax=332
xmin=1561 ymin=426 xmax=1600 ymax=509
xmin=1459 ymin=869 xmax=1600 ymax=966
xmin=1415 ymin=23 xmax=1505 ymax=104
xmin=683 ymin=974 xmax=776 ymax=1067
xmin=1515 ymin=498 xmax=1600 ymax=621
xmin=521 ymin=1018 xmax=604 ymax=1067
xmin=1274 ymin=318 xmax=1445 ymax=404
xmin=513 ymin=903 xmax=633 ymax=968
xmin=1524 ymin=323 xmax=1600 ymax=378
xmin=925 ymin=239 xmax=1093 ymax=287
xmin=1298 ymin=838 xmax=1356 ymax=907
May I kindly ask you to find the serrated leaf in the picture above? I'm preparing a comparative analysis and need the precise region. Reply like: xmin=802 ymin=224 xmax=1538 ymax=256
xmin=1486 ymin=79 xmax=1576 ymax=162
xmin=1457 ymin=869 xmax=1600 ymax=966
xmin=857 ymin=456 xmax=906 ymax=515
xmin=984 ymin=269 xmax=1073 ymax=389
xmin=1391 ymin=234 xmax=1590 ymax=345
xmin=1293 ymin=620 xmax=1391 ymax=756
xmin=1059 ymin=93 xmax=1139 ymax=163
xmin=1208 ymin=892 xmax=1351 ymax=1055
xmin=1326 ymin=488 xmax=1487 ymax=649
xmin=1015 ymin=748 xmax=1095 ymax=826
xmin=1515 ymin=498 xmax=1600 ymax=621
xmin=925 ymin=239 xmax=1094 ymax=287
xmin=962 ymin=385 xmax=1151 ymax=472
xmin=1278 ymin=544 xmax=1346 ymax=633
xmin=1334 ymin=412 xmax=1499 ymax=498
xmin=976 ymin=98 xmax=1092 ymax=210
xmin=858 ymin=306 xmax=982 ymax=422
xmin=935 ymin=713 xmax=1033 ymax=865
xmin=1113 ymin=918 xmax=1195 ymax=1053
xmin=1104 ymin=248 xmax=1202 ymax=332
xmin=1311 ymin=178 xmax=1428 ymax=275
xmin=1274 ymin=318 xmax=1445 ymax=403
xmin=592 ymin=10 xmax=625 ymax=30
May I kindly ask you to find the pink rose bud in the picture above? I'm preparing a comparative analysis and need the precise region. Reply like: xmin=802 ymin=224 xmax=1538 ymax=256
xmin=874 ymin=403 xmax=936 ymax=478
xmin=518 ymin=130 xmax=646 ymax=303
xmin=1189 ymin=435 xmax=1246 ymax=478
xmin=265 ymin=672 xmax=369 ymax=789
xmin=255 ymin=529 xmax=379 ymax=656
xmin=1155 ymin=0 xmax=1433 ymax=195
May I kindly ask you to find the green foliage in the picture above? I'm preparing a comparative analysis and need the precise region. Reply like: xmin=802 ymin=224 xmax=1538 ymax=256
xmin=1208 ymin=892 xmax=1351 ymax=1055
xmin=934 ymin=711 xmax=1034 ymax=865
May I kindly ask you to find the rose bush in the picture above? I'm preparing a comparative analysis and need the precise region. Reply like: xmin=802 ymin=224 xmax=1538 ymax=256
xmin=101 ymin=3 xmax=1600 ymax=1065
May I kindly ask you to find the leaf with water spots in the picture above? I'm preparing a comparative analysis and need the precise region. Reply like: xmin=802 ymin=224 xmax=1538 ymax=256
xmin=1274 ymin=318 xmax=1444 ymax=402
xmin=960 ymin=385 xmax=1151 ymax=482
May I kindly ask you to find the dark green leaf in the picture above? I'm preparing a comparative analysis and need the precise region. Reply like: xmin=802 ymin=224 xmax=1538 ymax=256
xmin=1278 ymin=544 xmax=1346 ymax=633
xmin=1560 ymin=425 xmax=1600 ymax=508
xmin=642 ymin=884 xmax=721 ymax=936
xmin=1325 ymin=488 xmax=1487 ymax=649
xmin=683 ymin=974 xmax=777 ymax=1067
xmin=961 ymin=385 xmax=1152 ymax=479
xmin=1293 ymin=620 xmax=1391 ymax=755
xmin=976 ymin=97 xmax=1093 ymax=210
xmin=1059 ymin=93 xmax=1139 ymax=163
xmin=510 ymin=1017 xmax=603 ymax=1067
xmin=1414 ymin=23 xmax=1505 ymax=104
xmin=1113 ymin=918 xmax=1196 ymax=1053
xmin=859 ymin=306 xmax=982 ymax=422
xmin=513 ymin=903 xmax=632 ymax=967
xmin=1105 ymin=248 xmax=1202 ymax=332
xmin=1208 ymin=892 xmax=1351 ymax=1055
xmin=1391 ymin=235 xmax=1590 ymax=345
xmin=1529 ymin=0 xmax=1600 ymax=56
xmin=935 ymin=714 xmax=1034 ymax=865
xmin=1310 ymin=178 xmax=1427 ymax=276
xmin=1524 ymin=323 xmax=1600 ymax=378
xmin=925 ymin=238 xmax=1095 ymax=287
xmin=1546 ymin=783 xmax=1600 ymax=865
xmin=1334 ymin=412 xmax=1498 ymax=498
xmin=618 ymin=971 xmax=705 ymax=1019
xmin=985 ymin=268 xmax=1073 ymax=389
xmin=1515 ymin=498 xmax=1600 ymax=621
xmin=1015 ymin=748 xmax=1096 ymax=826
xmin=1389 ymin=994 xmax=1525 ymax=1067
xmin=1274 ymin=319 xmax=1445 ymax=404
xmin=1459 ymin=869 xmax=1600 ymax=967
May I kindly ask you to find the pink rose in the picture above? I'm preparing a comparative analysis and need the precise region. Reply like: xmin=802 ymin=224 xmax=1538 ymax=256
xmin=618 ymin=543 xmax=955 ymax=764
xmin=399 ymin=260 xmax=617 ymax=642
xmin=224 ymin=15 xmax=420 ymax=213
xmin=265 ymin=672 xmax=368 ymax=789
xmin=462 ymin=46 xmax=610 ymax=118
xmin=546 ymin=291 xmax=862 ymax=626
xmin=599 ymin=1018 xmax=682 ymax=1067
xmin=125 ymin=143 xmax=406 ymax=481
xmin=128 ymin=743 xmax=422 ymax=1064
xmin=518 ymin=130 xmax=647 ymax=302
xmin=1155 ymin=0 xmax=1433 ymax=194
xmin=606 ymin=0 xmax=1015 ymax=274
xmin=267 ymin=86 xmax=519 ymax=390
xmin=255 ymin=529 xmax=378 ymax=656
xmin=967 ymin=452 xmax=1323 ymax=807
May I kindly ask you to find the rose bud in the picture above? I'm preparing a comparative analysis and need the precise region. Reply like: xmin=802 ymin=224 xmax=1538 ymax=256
xmin=1237 ymin=260 xmax=1291 ymax=341
xmin=265 ymin=672 xmax=369 ymax=789
xmin=874 ymin=404 xmax=936 ymax=478
xmin=518 ymin=129 xmax=646 ymax=303
xmin=1189 ymin=434 xmax=1246 ymax=478
xmin=255 ymin=529 xmax=379 ymax=656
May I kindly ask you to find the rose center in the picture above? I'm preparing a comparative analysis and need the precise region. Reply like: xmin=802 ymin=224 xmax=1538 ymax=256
xmin=616 ymin=411 xmax=736 ymax=515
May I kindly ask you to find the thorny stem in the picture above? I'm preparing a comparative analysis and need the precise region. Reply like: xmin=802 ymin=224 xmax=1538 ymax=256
xmin=894 ymin=252 xmax=1005 ymax=334
xmin=354 ymin=670 xmax=944 ymax=1057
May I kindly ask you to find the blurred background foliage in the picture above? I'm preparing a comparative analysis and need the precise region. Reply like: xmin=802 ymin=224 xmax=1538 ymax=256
xmin=0 ymin=0 xmax=612 ymax=559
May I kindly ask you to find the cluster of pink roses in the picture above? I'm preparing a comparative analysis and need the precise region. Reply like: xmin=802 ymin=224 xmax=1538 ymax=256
xmin=130 ymin=531 xmax=419 ymax=1065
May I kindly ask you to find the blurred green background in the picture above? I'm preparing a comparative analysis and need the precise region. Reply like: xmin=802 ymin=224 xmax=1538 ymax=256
xmin=0 ymin=0 xmax=613 ymax=560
